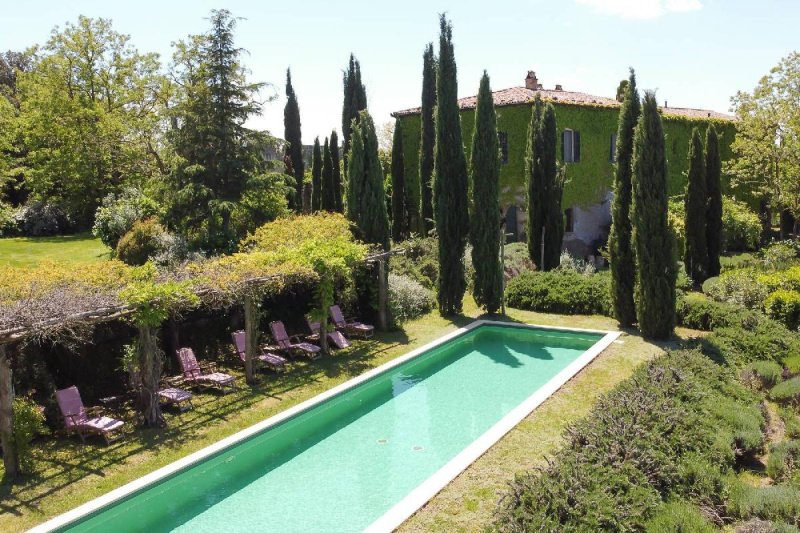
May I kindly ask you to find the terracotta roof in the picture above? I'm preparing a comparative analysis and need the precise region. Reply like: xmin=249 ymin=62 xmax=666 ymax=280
xmin=392 ymin=86 xmax=734 ymax=121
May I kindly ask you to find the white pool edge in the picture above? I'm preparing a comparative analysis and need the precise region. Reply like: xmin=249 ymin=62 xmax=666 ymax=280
xmin=29 ymin=320 xmax=619 ymax=533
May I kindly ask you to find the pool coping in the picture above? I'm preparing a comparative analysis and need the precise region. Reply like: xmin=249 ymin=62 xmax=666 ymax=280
xmin=29 ymin=319 xmax=619 ymax=533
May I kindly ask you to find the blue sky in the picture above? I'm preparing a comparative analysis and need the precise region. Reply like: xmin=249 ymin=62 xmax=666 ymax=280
xmin=2 ymin=0 xmax=798 ymax=144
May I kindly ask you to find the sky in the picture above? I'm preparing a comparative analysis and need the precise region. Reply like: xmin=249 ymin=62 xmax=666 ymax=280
xmin=2 ymin=0 xmax=799 ymax=145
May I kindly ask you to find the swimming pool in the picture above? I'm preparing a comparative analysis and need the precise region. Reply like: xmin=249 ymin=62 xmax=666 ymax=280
xmin=35 ymin=321 xmax=619 ymax=533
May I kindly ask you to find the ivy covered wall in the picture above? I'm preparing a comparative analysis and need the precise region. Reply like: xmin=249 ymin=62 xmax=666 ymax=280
xmin=397 ymin=100 xmax=736 ymax=234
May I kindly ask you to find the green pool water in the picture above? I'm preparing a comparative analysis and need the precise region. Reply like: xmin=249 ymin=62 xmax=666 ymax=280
xmin=62 ymin=324 xmax=602 ymax=533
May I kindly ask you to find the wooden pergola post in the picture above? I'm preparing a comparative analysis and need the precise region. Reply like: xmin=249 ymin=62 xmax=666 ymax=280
xmin=0 ymin=343 xmax=19 ymax=479
xmin=137 ymin=325 xmax=164 ymax=427
xmin=377 ymin=258 xmax=388 ymax=332
xmin=243 ymin=295 xmax=258 ymax=385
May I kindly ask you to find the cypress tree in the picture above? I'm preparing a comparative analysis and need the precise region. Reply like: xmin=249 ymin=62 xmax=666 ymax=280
xmin=631 ymin=92 xmax=677 ymax=340
xmin=609 ymin=69 xmax=640 ymax=327
xmin=684 ymin=127 xmax=708 ymax=283
xmin=526 ymin=96 xmax=545 ymax=267
xmin=541 ymin=103 xmax=563 ymax=271
xmin=283 ymin=68 xmax=304 ymax=210
xmin=311 ymin=137 xmax=322 ymax=212
xmin=346 ymin=110 xmax=390 ymax=250
xmin=705 ymin=125 xmax=722 ymax=277
xmin=470 ymin=71 xmax=502 ymax=314
xmin=321 ymin=137 xmax=336 ymax=211
xmin=433 ymin=15 xmax=470 ymax=315
xmin=390 ymin=119 xmax=406 ymax=241
xmin=330 ymin=130 xmax=343 ymax=212
xmin=342 ymin=54 xmax=367 ymax=174
xmin=419 ymin=43 xmax=436 ymax=235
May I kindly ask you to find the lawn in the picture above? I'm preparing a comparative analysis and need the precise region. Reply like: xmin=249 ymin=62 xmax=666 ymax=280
xmin=0 ymin=299 xmax=697 ymax=532
xmin=0 ymin=234 xmax=110 ymax=268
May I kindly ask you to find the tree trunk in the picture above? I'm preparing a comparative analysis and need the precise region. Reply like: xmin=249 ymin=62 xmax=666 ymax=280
xmin=780 ymin=209 xmax=795 ymax=240
xmin=759 ymin=199 xmax=772 ymax=247
xmin=0 ymin=345 xmax=19 ymax=480
xmin=243 ymin=296 xmax=259 ymax=385
xmin=137 ymin=326 xmax=164 ymax=427
xmin=167 ymin=316 xmax=180 ymax=362
xmin=318 ymin=313 xmax=329 ymax=355
xmin=377 ymin=259 xmax=388 ymax=331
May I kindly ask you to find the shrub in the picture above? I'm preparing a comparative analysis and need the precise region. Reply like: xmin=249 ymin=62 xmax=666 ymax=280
xmin=766 ymin=440 xmax=800 ymax=482
xmin=676 ymin=293 xmax=753 ymax=331
xmin=391 ymin=236 xmax=439 ymax=289
xmin=116 ymin=218 xmax=166 ymax=266
xmin=781 ymin=408 xmax=800 ymax=439
xmin=388 ymin=273 xmax=435 ymax=322
xmin=707 ymin=319 xmax=800 ymax=368
xmin=742 ymin=361 xmax=784 ymax=389
xmin=644 ymin=501 xmax=715 ymax=533
xmin=557 ymin=250 xmax=596 ymax=275
xmin=762 ymin=241 xmax=800 ymax=270
xmin=14 ymin=201 xmax=72 ymax=236
xmin=771 ymin=377 xmax=800 ymax=406
xmin=92 ymin=187 xmax=161 ymax=249
xmin=728 ymin=483 xmax=800 ymax=524
xmin=765 ymin=290 xmax=800 ymax=331
xmin=758 ymin=267 xmax=800 ymax=293
xmin=151 ymin=232 xmax=193 ymax=268
xmin=0 ymin=201 xmax=17 ymax=236
xmin=706 ymin=269 xmax=768 ymax=309
xmin=505 ymin=270 xmax=611 ymax=316
xmin=503 ymin=241 xmax=535 ymax=280
xmin=734 ymin=519 xmax=800 ymax=533
xmin=723 ymin=197 xmax=761 ymax=252
xmin=13 ymin=396 xmax=47 ymax=473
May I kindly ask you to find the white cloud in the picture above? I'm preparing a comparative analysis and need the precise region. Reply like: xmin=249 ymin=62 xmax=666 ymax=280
xmin=575 ymin=0 xmax=702 ymax=19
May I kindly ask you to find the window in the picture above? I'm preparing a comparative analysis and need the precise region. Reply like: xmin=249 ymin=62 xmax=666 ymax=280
xmin=562 ymin=129 xmax=581 ymax=163
xmin=564 ymin=207 xmax=575 ymax=233
xmin=610 ymin=133 xmax=617 ymax=162
xmin=498 ymin=131 xmax=509 ymax=165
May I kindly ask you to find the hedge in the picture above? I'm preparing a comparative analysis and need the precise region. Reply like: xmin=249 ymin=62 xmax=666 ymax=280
xmin=504 ymin=270 xmax=611 ymax=316
xmin=765 ymin=289 xmax=800 ymax=331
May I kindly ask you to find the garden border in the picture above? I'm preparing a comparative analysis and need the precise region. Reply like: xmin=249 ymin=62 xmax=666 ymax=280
xmin=29 ymin=319 xmax=619 ymax=533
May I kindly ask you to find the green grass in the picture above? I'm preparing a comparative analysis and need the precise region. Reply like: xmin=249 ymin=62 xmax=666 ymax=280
xmin=0 ymin=299 xmax=697 ymax=532
xmin=0 ymin=233 xmax=110 ymax=268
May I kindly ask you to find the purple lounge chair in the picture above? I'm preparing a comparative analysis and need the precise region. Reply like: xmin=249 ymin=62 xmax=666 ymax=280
xmin=176 ymin=347 xmax=237 ymax=394
xmin=232 ymin=330 xmax=287 ymax=372
xmin=329 ymin=305 xmax=374 ymax=338
xmin=56 ymin=386 xmax=125 ymax=445
xmin=129 ymin=371 xmax=194 ymax=412
xmin=306 ymin=318 xmax=351 ymax=350
xmin=269 ymin=321 xmax=321 ymax=360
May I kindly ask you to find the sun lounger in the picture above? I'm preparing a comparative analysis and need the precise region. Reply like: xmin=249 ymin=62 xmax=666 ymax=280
xmin=231 ymin=330 xmax=288 ymax=372
xmin=329 ymin=305 xmax=374 ymax=338
xmin=306 ymin=318 xmax=351 ymax=350
xmin=176 ymin=347 xmax=237 ymax=394
xmin=269 ymin=320 xmax=321 ymax=359
xmin=56 ymin=386 xmax=125 ymax=444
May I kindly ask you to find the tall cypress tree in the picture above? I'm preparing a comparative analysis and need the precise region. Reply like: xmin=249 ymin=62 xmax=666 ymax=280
xmin=433 ymin=15 xmax=469 ymax=315
xmin=609 ymin=69 xmax=640 ymax=327
xmin=311 ymin=137 xmax=322 ymax=212
xmin=283 ymin=68 xmax=304 ymax=210
xmin=541 ymin=103 xmax=563 ymax=271
xmin=684 ymin=127 xmax=708 ymax=283
xmin=419 ymin=43 xmax=436 ymax=235
xmin=321 ymin=137 xmax=336 ymax=211
xmin=631 ymin=92 xmax=676 ymax=340
xmin=526 ymin=96 xmax=545 ymax=267
xmin=390 ymin=119 xmax=406 ymax=241
xmin=705 ymin=125 xmax=722 ymax=277
xmin=342 ymin=54 xmax=367 ymax=174
xmin=470 ymin=71 xmax=502 ymax=314
xmin=330 ymin=129 xmax=343 ymax=212
xmin=346 ymin=110 xmax=390 ymax=250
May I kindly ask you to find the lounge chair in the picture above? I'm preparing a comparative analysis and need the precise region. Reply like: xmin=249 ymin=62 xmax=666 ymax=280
xmin=231 ymin=330 xmax=288 ymax=372
xmin=176 ymin=347 xmax=237 ymax=394
xmin=129 ymin=371 xmax=194 ymax=412
xmin=55 ymin=386 xmax=125 ymax=445
xmin=329 ymin=305 xmax=374 ymax=338
xmin=306 ymin=318 xmax=351 ymax=350
xmin=269 ymin=320 xmax=321 ymax=360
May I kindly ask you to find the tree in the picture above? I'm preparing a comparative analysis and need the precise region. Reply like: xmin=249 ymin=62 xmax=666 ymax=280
xmin=342 ymin=54 xmax=367 ymax=174
xmin=684 ymin=127 xmax=708 ymax=283
xmin=346 ymin=110 xmax=390 ymax=250
xmin=419 ymin=43 xmax=437 ymax=235
xmin=470 ymin=72 xmax=502 ymax=314
xmin=540 ymin=103 xmax=563 ymax=271
xmin=526 ymin=96 xmax=545 ymax=268
xmin=433 ymin=15 xmax=469 ymax=315
xmin=330 ymin=130 xmax=343 ymax=212
xmin=615 ymin=79 xmax=629 ymax=102
xmin=705 ymin=125 xmax=723 ymax=277
xmin=311 ymin=137 xmax=322 ymax=212
xmin=609 ymin=69 xmax=640 ymax=327
xmin=321 ymin=137 xmax=336 ymax=211
xmin=631 ymin=92 xmax=676 ymax=340
xmin=284 ymin=68 xmax=304 ymax=210
xmin=165 ymin=10 xmax=288 ymax=254
xmin=390 ymin=119 xmax=406 ymax=241
xmin=15 ymin=17 xmax=165 ymax=227
xmin=728 ymin=52 xmax=800 ymax=234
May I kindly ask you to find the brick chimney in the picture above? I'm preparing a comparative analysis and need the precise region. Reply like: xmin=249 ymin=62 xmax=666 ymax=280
xmin=555 ymin=84 xmax=563 ymax=91
xmin=525 ymin=71 xmax=541 ymax=90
